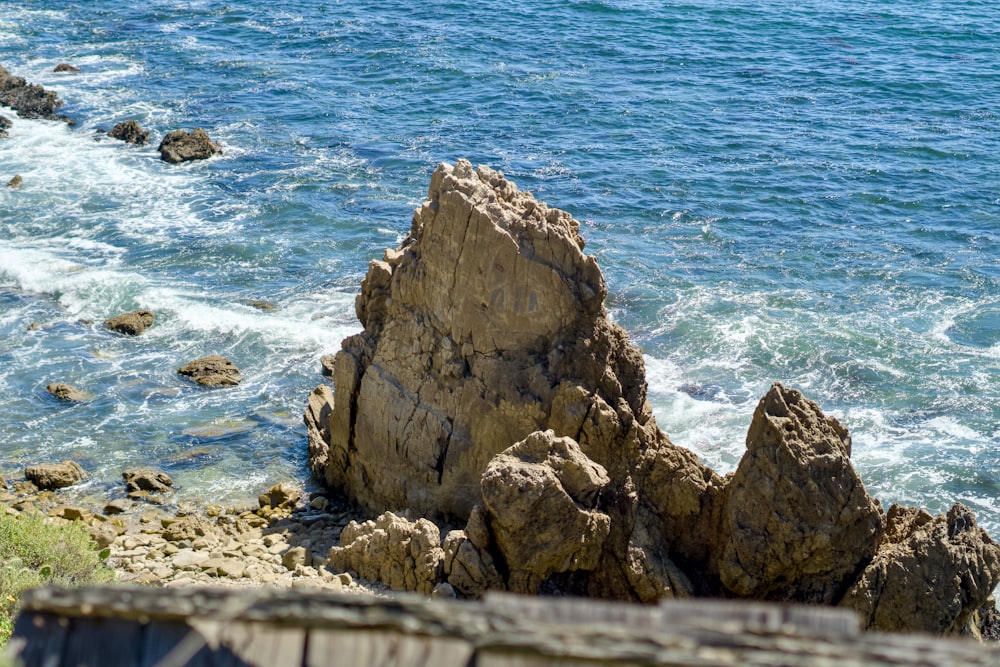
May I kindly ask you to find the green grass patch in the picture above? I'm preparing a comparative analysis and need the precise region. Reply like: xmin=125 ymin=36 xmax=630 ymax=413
xmin=0 ymin=511 xmax=113 ymax=648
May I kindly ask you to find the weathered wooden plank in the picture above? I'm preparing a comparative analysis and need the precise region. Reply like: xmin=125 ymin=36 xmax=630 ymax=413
xmin=12 ymin=585 xmax=1000 ymax=667
xmin=59 ymin=615 xmax=144 ymax=667
xmin=305 ymin=628 xmax=474 ymax=667
xmin=8 ymin=611 xmax=70 ymax=667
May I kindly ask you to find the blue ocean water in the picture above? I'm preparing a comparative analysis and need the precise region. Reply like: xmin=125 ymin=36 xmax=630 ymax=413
xmin=0 ymin=1 xmax=997 ymax=530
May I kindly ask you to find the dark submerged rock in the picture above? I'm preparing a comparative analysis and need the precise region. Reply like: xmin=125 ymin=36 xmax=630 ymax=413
xmin=0 ymin=64 xmax=69 ymax=122
xmin=158 ymin=128 xmax=221 ymax=163
xmin=108 ymin=120 xmax=150 ymax=146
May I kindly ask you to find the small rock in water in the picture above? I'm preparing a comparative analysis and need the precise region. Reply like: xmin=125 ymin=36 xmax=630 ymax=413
xmin=177 ymin=355 xmax=243 ymax=387
xmin=53 ymin=63 xmax=80 ymax=73
xmin=123 ymin=467 xmax=174 ymax=494
xmin=158 ymin=128 xmax=221 ymax=163
xmin=104 ymin=310 xmax=155 ymax=335
xmin=108 ymin=119 xmax=150 ymax=146
xmin=7 ymin=174 xmax=22 ymax=188
xmin=104 ymin=499 xmax=130 ymax=515
xmin=46 ymin=382 xmax=90 ymax=402
xmin=25 ymin=460 xmax=86 ymax=490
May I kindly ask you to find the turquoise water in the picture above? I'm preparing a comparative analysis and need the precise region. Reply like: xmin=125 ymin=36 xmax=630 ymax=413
xmin=0 ymin=2 xmax=997 ymax=530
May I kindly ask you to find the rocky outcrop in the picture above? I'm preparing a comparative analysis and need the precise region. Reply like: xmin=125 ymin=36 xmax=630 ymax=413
xmin=108 ymin=120 xmax=150 ymax=145
xmin=719 ymin=383 xmax=885 ymax=603
xmin=0 ymin=114 xmax=10 ymax=138
xmin=46 ymin=382 xmax=90 ymax=402
xmin=327 ymin=512 xmax=444 ymax=595
xmin=0 ymin=64 xmax=68 ymax=122
xmin=840 ymin=503 xmax=1000 ymax=634
xmin=104 ymin=309 xmax=154 ymax=335
xmin=308 ymin=159 xmax=1000 ymax=632
xmin=25 ymin=460 xmax=86 ymax=490
xmin=53 ymin=63 xmax=80 ymax=73
xmin=177 ymin=355 xmax=242 ymax=387
xmin=158 ymin=128 xmax=221 ymax=163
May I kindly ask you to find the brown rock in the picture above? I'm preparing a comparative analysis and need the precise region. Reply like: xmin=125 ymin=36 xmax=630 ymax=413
xmin=104 ymin=309 xmax=154 ymax=335
xmin=177 ymin=354 xmax=242 ymax=386
xmin=327 ymin=512 xmax=444 ymax=595
xmin=0 ymin=114 xmax=10 ymax=138
xmin=46 ymin=382 xmax=90 ymax=402
xmin=442 ymin=529 xmax=503 ymax=599
xmin=108 ymin=120 xmax=150 ymax=145
xmin=24 ymin=460 xmax=86 ymax=489
xmin=258 ymin=483 xmax=301 ymax=510
xmin=841 ymin=503 xmax=1000 ymax=634
xmin=162 ymin=515 xmax=216 ymax=542
xmin=103 ymin=499 xmax=130 ymax=515
xmin=158 ymin=128 xmax=221 ymax=163
xmin=123 ymin=467 xmax=173 ymax=494
xmin=53 ymin=63 xmax=80 ymax=73
xmin=7 ymin=174 xmax=21 ymax=188
xmin=719 ymin=383 xmax=885 ymax=603
xmin=481 ymin=430 xmax=612 ymax=594
xmin=319 ymin=354 xmax=336 ymax=377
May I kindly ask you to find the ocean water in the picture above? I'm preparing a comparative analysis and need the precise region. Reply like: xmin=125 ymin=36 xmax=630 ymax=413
xmin=0 ymin=1 xmax=997 ymax=531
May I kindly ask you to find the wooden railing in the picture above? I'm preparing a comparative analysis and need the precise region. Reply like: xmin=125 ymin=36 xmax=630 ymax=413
xmin=7 ymin=585 xmax=998 ymax=666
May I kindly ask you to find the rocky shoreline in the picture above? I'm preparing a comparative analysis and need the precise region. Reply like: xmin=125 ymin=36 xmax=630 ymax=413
xmin=0 ymin=477 xmax=389 ymax=598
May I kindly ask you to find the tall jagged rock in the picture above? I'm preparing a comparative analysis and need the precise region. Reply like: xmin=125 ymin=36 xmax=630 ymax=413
xmin=719 ymin=383 xmax=885 ymax=603
xmin=313 ymin=159 xmax=662 ymax=519
xmin=310 ymin=159 xmax=721 ymax=600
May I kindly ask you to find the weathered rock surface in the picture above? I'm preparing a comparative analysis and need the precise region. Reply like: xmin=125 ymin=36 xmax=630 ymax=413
xmin=108 ymin=120 xmax=150 ymax=145
xmin=158 ymin=128 xmax=221 ymax=163
xmin=719 ymin=383 xmax=885 ymax=603
xmin=46 ymin=382 xmax=90 ymax=402
xmin=306 ymin=159 xmax=1000 ymax=632
xmin=327 ymin=512 xmax=444 ymax=595
xmin=123 ymin=468 xmax=173 ymax=494
xmin=481 ymin=430 xmax=612 ymax=594
xmin=25 ymin=460 xmax=86 ymax=490
xmin=0 ymin=65 xmax=68 ymax=121
xmin=259 ymin=483 xmax=301 ymax=510
xmin=841 ymin=503 xmax=1000 ymax=634
xmin=104 ymin=309 xmax=154 ymax=335
xmin=177 ymin=355 xmax=242 ymax=387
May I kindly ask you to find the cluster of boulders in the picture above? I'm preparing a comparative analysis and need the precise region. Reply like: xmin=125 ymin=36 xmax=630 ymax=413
xmin=307 ymin=159 xmax=1000 ymax=637
xmin=0 ymin=63 xmax=220 ymax=164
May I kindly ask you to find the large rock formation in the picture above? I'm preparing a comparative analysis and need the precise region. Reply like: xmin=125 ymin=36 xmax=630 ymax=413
xmin=310 ymin=159 xmax=1000 ymax=632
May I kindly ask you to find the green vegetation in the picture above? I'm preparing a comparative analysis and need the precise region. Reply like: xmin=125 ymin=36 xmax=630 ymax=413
xmin=0 ymin=511 xmax=113 ymax=647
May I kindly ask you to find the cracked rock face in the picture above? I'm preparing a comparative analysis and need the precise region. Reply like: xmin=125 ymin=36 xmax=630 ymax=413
xmin=309 ymin=159 xmax=662 ymax=521
xmin=719 ymin=383 xmax=885 ymax=603
xmin=840 ymin=503 xmax=1000 ymax=634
